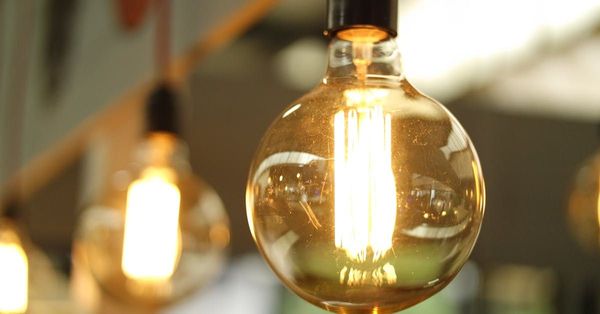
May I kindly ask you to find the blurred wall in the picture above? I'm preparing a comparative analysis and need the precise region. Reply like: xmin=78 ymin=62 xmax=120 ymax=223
xmin=0 ymin=0 xmax=246 ymax=183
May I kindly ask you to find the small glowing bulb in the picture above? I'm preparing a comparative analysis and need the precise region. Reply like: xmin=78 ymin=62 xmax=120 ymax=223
xmin=0 ymin=227 xmax=28 ymax=313
xmin=567 ymin=149 xmax=600 ymax=252
xmin=75 ymin=87 xmax=230 ymax=307
xmin=122 ymin=167 xmax=181 ymax=283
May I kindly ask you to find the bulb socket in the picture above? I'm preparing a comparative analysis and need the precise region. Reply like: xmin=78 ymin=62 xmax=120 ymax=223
xmin=325 ymin=0 xmax=398 ymax=37
xmin=146 ymin=83 xmax=179 ymax=136
xmin=2 ymin=198 xmax=20 ymax=220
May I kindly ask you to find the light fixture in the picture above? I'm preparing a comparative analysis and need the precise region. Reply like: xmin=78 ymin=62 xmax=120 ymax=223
xmin=567 ymin=145 xmax=600 ymax=253
xmin=246 ymin=0 xmax=485 ymax=312
xmin=0 ymin=211 xmax=28 ymax=314
xmin=75 ymin=84 xmax=230 ymax=309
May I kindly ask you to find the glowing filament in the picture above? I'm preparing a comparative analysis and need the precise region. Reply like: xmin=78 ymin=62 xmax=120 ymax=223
xmin=340 ymin=263 xmax=397 ymax=287
xmin=122 ymin=167 xmax=181 ymax=283
xmin=0 ymin=241 xmax=28 ymax=313
xmin=334 ymin=89 xmax=397 ymax=262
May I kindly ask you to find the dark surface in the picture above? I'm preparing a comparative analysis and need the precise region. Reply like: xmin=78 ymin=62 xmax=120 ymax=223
xmin=25 ymin=157 xmax=82 ymax=255
xmin=146 ymin=83 xmax=180 ymax=135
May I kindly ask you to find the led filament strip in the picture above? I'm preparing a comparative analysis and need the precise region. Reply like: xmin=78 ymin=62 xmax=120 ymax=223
xmin=334 ymin=89 xmax=397 ymax=263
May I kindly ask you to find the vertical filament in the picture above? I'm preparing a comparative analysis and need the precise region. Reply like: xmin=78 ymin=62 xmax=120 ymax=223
xmin=334 ymin=89 xmax=397 ymax=263
xmin=122 ymin=167 xmax=181 ymax=283
xmin=0 ymin=238 xmax=28 ymax=313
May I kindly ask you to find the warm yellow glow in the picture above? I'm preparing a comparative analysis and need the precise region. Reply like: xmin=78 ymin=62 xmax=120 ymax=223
xmin=334 ymin=89 xmax=397 ymax=263
xmin=597 ymin=172 xmax=600 ymax=240
xmin=337 ymin=28 xmax=388 ymax=43
xmin=122 ymin=167 xmax=181 ymax=283
xmin=339 ymin=263 xmax=397 ymax=287
xmin=0 ymin=239 xmax=28 ymax=313
xmin=472 ymin=161 xmax=483 ymax=210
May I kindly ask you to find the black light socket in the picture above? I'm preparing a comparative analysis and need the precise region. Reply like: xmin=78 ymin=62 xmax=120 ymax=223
xmin=146 ymin=83 xmax=179 ymax=135
xmin=325 ymin=0 xmax=398 ymax=37
xmin=2 ymin=198 xmax=21 ymax=220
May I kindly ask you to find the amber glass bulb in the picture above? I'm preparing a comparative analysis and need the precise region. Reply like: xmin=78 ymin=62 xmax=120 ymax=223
xmin=75 ymin=133 xmax=230 ymax=309
xmin=0 ymin=219 xmax=28 ymax=314
xmin=567 ymin=148 xmax=600 ymax=253
xmin=246 ymin=28 xmax=485 ymax=313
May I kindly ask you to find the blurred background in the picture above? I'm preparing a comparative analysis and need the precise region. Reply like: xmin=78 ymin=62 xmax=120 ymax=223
xmin=1 ymin=0 xmax=600 ymax=313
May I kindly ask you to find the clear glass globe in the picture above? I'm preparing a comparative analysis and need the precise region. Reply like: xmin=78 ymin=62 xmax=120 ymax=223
xmin=567 ymin=149 xmax=600 ymax=253
xmin=75 ymin=133 xmax=230 ymax=309
xmin=246 ymin=29 xmax=485 ymax=313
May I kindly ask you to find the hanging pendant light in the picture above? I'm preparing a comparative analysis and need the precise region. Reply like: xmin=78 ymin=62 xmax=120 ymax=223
xmin=246 ymin=0 xmax=485 ymax=312
xmin=74 ymin=84 xmax=230 ymax=309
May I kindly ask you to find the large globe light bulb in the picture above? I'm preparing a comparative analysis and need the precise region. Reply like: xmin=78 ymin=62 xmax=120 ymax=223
xmin=74 ymin=85 xmax=230 ymax=309
xmin=246 ymin=1 xmax=485 ymax=313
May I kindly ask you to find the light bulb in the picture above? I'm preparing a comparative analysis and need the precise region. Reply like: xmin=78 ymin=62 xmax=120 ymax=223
xmin=121 ymin=166 xmax=182 ymax=283
xmin=0 ymin=219 xmax=28 ymax=314
xmin=246 ymin=1 xmax=485 ymax=313
xmin=75 ymin=86 xmax=230 ymax=308
xmin=567 ymin=148 xmax=600 ymax=253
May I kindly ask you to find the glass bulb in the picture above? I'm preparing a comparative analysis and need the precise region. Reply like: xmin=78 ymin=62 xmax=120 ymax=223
xmin=75 ymin=133 xmax=230 ymax=308
xmin=0 ymin=219 xmax=28 ymax=314
xmin=246 ymin=28 xmax=485 ymax=313
xmin=567 ymin=148 xmax=600 ymax=253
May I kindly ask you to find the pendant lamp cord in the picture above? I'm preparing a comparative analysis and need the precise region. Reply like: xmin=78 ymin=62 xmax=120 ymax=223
xmin=2 ymin=0 xmax=34 ymax=216
xmin=154 ymin=0 xmax=171 ymax=79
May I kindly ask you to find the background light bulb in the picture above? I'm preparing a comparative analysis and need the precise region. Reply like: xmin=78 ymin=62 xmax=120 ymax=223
xmin=0 ymin=219 xmax=28 ymax=314
xmin=246 ymin=1 xmax=485 ymax=313
xmin=567 ymin=148 xmax=600 ymax=253
xmin=75 ymin=85 xmax=230 ymax=308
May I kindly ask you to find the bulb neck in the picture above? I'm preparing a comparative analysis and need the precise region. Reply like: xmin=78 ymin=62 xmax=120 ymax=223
xmin=324 ymin=28 xmax=404 ymax=85
xmin=133 ymin=132 xmax=191 ymax=174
